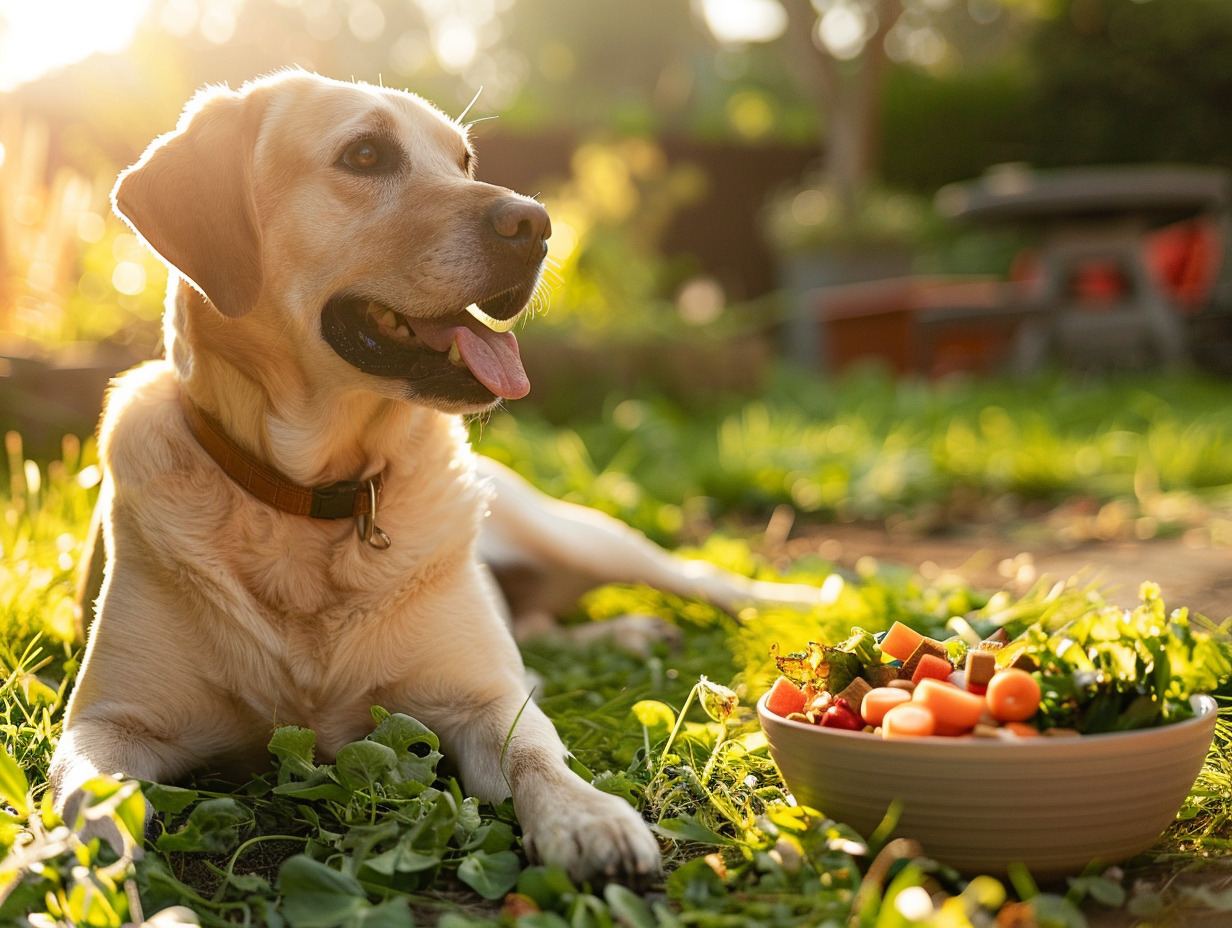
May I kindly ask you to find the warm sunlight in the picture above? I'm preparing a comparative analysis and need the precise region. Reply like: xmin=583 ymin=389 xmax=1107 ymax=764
xmin=0 ymin=0 xmax=151 ymax=91
xmin=698 ymin=0 xmax=787 ymax=45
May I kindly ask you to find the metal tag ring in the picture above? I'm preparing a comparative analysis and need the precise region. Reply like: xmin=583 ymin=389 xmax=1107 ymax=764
xmin=356 ymin=478 xmax=391 ymax=549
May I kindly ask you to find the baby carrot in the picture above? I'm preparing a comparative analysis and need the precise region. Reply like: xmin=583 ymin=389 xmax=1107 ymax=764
xmin=912 ymin=678 xmax=984 ymax=732
xmin=861 ymin=686 xmax=912 ymax=726
xmin=881 ymin=703 xmax=936 ymax=738
xmin=1003 ymin=721 xmax=1040 ymax=738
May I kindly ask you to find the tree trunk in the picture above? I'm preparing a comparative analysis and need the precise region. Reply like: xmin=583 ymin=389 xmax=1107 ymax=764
xmin=782 ymin=0 xmax=901 ymax=230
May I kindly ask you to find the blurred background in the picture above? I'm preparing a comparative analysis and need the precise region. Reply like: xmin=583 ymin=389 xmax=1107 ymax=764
xmin=3 ymin=0 xmax=1232 ymax=450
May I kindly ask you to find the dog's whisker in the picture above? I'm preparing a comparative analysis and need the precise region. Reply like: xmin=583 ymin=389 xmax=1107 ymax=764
xmin=456 ymin=86 xmax=484 ymax=125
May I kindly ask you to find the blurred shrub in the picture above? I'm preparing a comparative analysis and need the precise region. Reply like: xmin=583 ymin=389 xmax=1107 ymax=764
xmin=534 ymin=136 xmax=709 ymax=335
xmin=763 ymin=180 xmax=941 ymax=254
xmin=0 ymin=113 xmax=165 ymax=357
xmin=1026 ymin=0 xmax=1232 ymax=170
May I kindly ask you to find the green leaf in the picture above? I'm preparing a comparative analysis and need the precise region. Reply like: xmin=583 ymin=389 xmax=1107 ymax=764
xmin=114 ymin=780 xmax=150 ymax=849
xmin=1029 ymin=892 xmax=1087 ymax=928
xmin=367 ymin=714 xmax=443 ymax=796
xmin=155 ymin=797 xmax=250 ymax=853
xmin=665 ymin=855 xmax=726 ymax=906
xmin=223 ymin=872 xmax=273 ymax=895
xmin=454 ymin=796 xmax=483 ymax=845
xmin=269 ymin=726 xmax=320 ymax=782
xmin=360 ymin=842 xmax=441 ymax=878
xmin=565 ymin=752 xmax=593 ymax=781
xmin=476 ymin=820 xmax=516 ymax=854
xmin=1067 ymin=874 xmax=1126 ymax=909
xmin=457 ymin=849 xmax=522 ymax=900
xmin=517 ymin=866 xmax=578 ymax=910
xmin=143 ymin=784 xmax=200 ymax=815
xmin=0 ymin=748 xmax=30 ymax=818
xmin=271 ymin=767 xmax=351 ymax=803
xmin=334 ymin=741 xmax=398 ymax=792
xmin=653 ymin=814 xmax=739 ymax=847
xmin=352 ymin=901 xmax=415 ymax=928
xmin=278 ymin=855 xmax=366 ymax=928
xmin=603 ymin=883 xmax=657 ymax=928
xmin=368 ymin=712 xmax=440 ymax=754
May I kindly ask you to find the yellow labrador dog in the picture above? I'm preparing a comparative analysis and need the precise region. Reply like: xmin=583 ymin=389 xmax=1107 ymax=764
xmin=51 ymin=71 xmax=819 ymax=884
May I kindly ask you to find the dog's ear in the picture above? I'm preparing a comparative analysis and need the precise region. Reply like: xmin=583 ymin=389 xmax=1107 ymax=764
xmin=112 ymin=84 xmax=267 ymax=318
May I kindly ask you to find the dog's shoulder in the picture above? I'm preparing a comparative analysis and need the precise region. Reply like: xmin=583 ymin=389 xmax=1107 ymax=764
xmin=97 ymin=361 xmax=201 ymax=490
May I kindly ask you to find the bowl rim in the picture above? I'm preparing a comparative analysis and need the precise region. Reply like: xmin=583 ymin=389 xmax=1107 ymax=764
xmin=757 ymin=690 xmax=1218 ymax=746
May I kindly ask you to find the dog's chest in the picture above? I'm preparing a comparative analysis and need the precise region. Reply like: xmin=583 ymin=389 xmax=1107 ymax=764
xmin=215 ymin=485 xmax=476 ymax=687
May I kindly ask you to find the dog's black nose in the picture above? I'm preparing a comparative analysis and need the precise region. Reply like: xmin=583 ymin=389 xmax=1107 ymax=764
xmin=489 ymin=198 xmax=551 ymax=261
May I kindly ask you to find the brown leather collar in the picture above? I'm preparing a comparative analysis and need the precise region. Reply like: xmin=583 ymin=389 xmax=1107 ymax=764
xmin=180 ymin=390 xmax=390 ymax=547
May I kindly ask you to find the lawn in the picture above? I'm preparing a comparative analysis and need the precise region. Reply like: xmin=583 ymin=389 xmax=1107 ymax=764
xmin=3 ymin=368 xmax=1232 ymax=927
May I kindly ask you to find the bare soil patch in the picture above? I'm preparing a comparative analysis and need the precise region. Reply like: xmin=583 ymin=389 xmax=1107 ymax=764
xmin=796 ymin=522 xmax=1231 ymax=620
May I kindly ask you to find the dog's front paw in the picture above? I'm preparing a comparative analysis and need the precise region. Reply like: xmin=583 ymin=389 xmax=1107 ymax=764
xmin=521 ymin=782 xmax=662 ymax=886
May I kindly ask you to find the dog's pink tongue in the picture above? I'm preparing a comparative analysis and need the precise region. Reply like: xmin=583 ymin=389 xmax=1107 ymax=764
xmin=453 ymin=325 xmax=530 ymax=399
xmin=413 ymin=316 xmax=530 ymax=399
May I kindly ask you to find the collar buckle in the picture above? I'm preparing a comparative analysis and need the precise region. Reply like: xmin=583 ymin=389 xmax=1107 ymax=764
xmin=310 ymin=480 xmax=366 ymax=520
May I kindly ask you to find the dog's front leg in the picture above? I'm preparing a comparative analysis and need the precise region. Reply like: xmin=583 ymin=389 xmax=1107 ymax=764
xmin=414 ymin=686 xmax=662 ymax=884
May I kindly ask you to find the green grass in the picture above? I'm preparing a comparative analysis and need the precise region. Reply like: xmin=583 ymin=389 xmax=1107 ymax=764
xmin=3 ymin=370 xmax=1232 ymax=927
xmin=478 ymin=366 xmax=1232 ymax=544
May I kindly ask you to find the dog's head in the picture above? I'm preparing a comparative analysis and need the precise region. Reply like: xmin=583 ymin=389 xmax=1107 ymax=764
xmin=113 ymin=70 xmax=549 ymax=414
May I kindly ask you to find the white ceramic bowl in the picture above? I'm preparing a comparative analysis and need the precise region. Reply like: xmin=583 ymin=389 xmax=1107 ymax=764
xmin=758 ymin=692 xmax=1218 ymax=878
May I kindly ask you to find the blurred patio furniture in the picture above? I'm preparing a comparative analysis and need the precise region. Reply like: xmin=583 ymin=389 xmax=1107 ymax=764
xmin=932 ymin=163 xmax=1231 ymax=372
xmin=801 ymin=164 xmax=1232 ymax=376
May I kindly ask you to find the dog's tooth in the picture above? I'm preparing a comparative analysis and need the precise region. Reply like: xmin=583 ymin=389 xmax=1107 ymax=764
xmin=378 ymin=309 xmax=398 ymax=329
xmin=465 ymin=303 xmax=520 ymax=333
xmin=365 ymin=302 xmax=381 ymax=319
xmin=448 ymin=339 xmax=462 ymax=364
xmin=395 ymin=324 xmax=410 ymax=339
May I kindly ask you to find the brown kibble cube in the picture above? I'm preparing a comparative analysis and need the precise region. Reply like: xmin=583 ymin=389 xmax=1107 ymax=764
xmin=836 ymin=677 xmax=872 ymax=715
xmin=865 ymin=664 xmax=899 ymax=688
xmin=1009 ymin=653 xmax=1039 ymax=673
xmin=900 ymin=638 xmax=950 ymax=680
xmin=965 ymin=650 xmax=997 ymax=686
xmin=886 ymin=678 xmax=916 ymax=692
xmin=977 ymin=627 xmax=1008 ymax=650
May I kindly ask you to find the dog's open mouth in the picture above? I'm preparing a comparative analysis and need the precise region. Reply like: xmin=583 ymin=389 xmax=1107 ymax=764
xmin=321 ymin=294 xmax=532 ymax=403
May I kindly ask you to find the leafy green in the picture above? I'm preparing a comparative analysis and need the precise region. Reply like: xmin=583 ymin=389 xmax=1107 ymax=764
xmin=773 ymin=626 xmax=883 ymax=695
xmin=1012 ymin=582 xmax=1232 ymax=733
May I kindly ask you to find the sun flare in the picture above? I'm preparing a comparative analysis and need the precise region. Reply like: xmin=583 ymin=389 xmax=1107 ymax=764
xmin=0 ymin=0 xmax=151 ymax=92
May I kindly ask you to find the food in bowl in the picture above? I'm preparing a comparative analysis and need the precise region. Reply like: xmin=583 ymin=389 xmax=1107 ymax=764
xmin=757 ymin=583 xmax=1229 ymax=876
xmin=758 ymin=691 xmax=1218 ymax=878
xmin=767 ymin=582 xmax=1228 ymax=740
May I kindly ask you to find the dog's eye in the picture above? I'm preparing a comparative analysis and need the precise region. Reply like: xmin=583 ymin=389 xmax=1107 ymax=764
xmin=341 ymin=137 xmax=395 ymax=173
